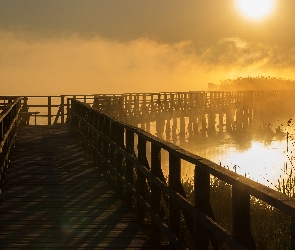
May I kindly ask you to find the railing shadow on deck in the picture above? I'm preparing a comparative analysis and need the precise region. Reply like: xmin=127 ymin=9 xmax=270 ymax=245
xmin=68 ymin=98 xmax=295 ymax=250
xmin=0 ymin=125 xmax=153 ymax=249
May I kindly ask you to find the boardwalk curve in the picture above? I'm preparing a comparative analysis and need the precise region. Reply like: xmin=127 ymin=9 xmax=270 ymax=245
xmin=0 ymin=125 xmax=153 ymax=249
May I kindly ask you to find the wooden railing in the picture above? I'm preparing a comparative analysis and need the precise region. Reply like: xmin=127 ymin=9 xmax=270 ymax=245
xmin=0 ymin=97 xmax=22 ymax=192
xmin=0 ymin=97 xmax=18 ymax=112
xmin=18 ymin=95 xmax=122 ymax=125
xmin=20 ymin=95 xmax=96 ymax=125
xmin=92 ymin=91 xmax=236 ymax=121
xmin=68 ymin=98 xmax=295 ymax=249
xmin=91 ymin=90 xmax=295 ymax=123
xmin=1 ymin=90 xmax=294 ymax=126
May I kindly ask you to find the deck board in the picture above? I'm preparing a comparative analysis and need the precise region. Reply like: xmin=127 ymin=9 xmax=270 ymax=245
xmin=0 ymin=125 xmax=154 ymax=249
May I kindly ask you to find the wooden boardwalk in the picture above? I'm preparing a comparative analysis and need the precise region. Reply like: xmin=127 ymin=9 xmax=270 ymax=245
xmin=0 ymin=125 xmax=154 ymax=249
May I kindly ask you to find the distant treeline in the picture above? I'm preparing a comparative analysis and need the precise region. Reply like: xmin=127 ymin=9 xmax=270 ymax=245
xmin=215 ymin=76 xmax=295 ymax=91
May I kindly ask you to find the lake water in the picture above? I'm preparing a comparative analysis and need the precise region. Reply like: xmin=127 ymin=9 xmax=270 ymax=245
xmin=187 ymin=138 xmax=290 ymax=188
xmin=147 ymin=118 xmax=295 ymax=193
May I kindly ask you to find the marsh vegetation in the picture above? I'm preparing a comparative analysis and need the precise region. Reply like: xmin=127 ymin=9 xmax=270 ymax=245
xmin=178 ymin=119 xmax=295 ymax=249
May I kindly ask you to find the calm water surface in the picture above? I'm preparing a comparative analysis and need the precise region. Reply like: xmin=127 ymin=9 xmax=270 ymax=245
xmin=149 ymin=119 xmax=295 ymax=191
xmin=186 ymin=138 xmax=290 ymax=188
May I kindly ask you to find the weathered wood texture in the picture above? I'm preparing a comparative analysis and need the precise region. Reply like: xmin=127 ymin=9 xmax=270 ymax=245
xmin=0 ymin=125 xmax=154 ymax=249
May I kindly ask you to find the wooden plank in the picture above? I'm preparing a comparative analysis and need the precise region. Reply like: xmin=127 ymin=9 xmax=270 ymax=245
xmin=0 ymin=125 xmax=154 ymax=249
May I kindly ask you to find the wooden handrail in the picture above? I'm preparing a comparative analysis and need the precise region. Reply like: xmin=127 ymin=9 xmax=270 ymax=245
xmin=18 ymin=95 xmax=96 ymax=125
xmin=68 ymin=98 xmax=295 ymax=249
xmin=0 ymin=98 xmax=22 ymax=192
xmin=1 ymin=90 xmax=295 ymax=126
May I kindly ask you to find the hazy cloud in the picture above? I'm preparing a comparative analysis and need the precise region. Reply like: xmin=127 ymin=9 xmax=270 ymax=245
xmin=200 ymin=37 xmax=295 ymax=69
xmin=1 ymin=30 xmax=295 ymax=95
xmin=198 ymin=37 xmax=295 ymax=82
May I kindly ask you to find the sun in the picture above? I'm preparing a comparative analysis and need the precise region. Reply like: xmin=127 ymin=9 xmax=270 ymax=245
xmin=236 ymin=0 xmax=275 ymax=20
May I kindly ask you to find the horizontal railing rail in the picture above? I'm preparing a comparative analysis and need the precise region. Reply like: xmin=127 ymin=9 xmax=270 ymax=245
xmin=0 ymin=97 xmax=22 ymax=192
xmin=68 ymin=99 xmax=295 ymax=249
xmin=20 ymin=95 xmax=96 ymax=125
xmin=2 ymin=90 xmax=295 ymax=125
xmin=0 ymin=96 xmax=19 ymax=112
xmin=91 ymin=90 xmax=295 ymax=123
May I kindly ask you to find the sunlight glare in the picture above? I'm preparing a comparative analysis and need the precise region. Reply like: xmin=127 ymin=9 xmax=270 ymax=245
xmin=212 ymin=140 xmax=286 ymax=187
xmin=236 ymin=0 xmax=275 ymax=20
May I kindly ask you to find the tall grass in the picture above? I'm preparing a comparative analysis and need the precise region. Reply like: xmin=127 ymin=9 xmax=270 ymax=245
xmin=180 ymin=119 xmax=295 ymax=249
xmin=181 ymin=176 xmax=291 ymax=249
xmin=275 ymin=119 xmax=295 ymax=198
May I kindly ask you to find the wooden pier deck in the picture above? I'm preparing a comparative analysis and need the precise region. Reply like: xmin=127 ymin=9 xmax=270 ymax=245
xmin=0 ymin=125 xmax=154 ymax=249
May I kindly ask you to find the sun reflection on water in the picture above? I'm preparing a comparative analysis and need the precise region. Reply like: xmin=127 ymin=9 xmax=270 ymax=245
xmin=150 ymin=119 xmax=295 ymax=193
xmin=179 ymin=133 xmax=295 ymax=192
xmin=208 ymin=140 xmax=288 ymax=187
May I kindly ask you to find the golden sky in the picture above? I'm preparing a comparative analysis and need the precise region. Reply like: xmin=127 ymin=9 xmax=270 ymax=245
xmin=1 ymin=0 xmax=295 ymax=95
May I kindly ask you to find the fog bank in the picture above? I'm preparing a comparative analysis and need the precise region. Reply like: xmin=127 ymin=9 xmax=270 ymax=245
xmin=1 ymin=31 xmax=295 ymax=95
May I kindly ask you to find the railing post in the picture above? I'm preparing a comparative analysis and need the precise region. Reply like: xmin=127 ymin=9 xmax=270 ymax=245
xmin=169 ymin=152 xmax=181 ymax=249
xmin=232 ymin=186 xmax=256 ymax=249
xmin=22 ymin=97 xmax=28 ymax=110
xmin=1 ymin=117 xmax=3 ymax=142
xmin=48 ymin=96 xmax=52 ymax=125
xmin=142 ymin=94 xmax=146 ymax=116
xmin=125 ymin=129 xmax=134 ymax=209
xmin=292 ymin=218 xmax=295 ymax=250
xmin=109 ymin=121 xmax=116 ymax=178
xmin=91 ymin=111 xmax=99 ymax=172
xmin=194 ymin=165 xmax=210 ymax=249
xmin=134 ymin=95 xmax=139 ymax=114
xmin=157 ymin=93 xmax=161 ymax=114
xmin=115 ymin=124 xmax=124 ymax=196
xmin=118 ymin=96 xmax=125 ymax=120
xmin=97 ymin=114 xmax=105 ymax=175
xmin=151 ymin=143 xmax=162 ymax=246
xmin=103 ymin=116 xmax=112 ymax=178
xmin=194 ymin=165 xmax=223 ymax=249
xmin=67 ymin=98 xmax=72 ymax=130
xmin=60 ymin=95 xmax=65 ymax=124
xmin=137 ymin=136 xmax=147 ymax=225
